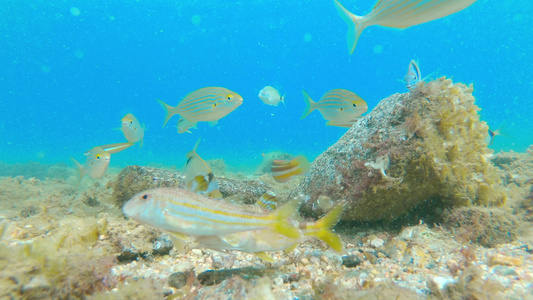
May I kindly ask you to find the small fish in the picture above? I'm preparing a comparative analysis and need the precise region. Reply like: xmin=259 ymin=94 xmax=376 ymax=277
xmin=96 ymin=142 xmax=135 ymax=154
xmin=404 ymin=60 xmax=421 ymax=90
xmin=157 ymin=87 xmax=243 ymax=133
xmin=195 ymin=204 xmax=344 ymax=260
xmin=121 ymin=113 xmax=145 ymax=147
xmin=71 ymin=146 xmax=110 ymax=181
xmin=271 ymin=155 xmax=311 ymax=183
xmin=333 ymin=0 xmax=478 ymax=54
xmin=122 ymin=187 xmax=301 ymax=238
xmin=486 ymin=123 xmax=510 ymax=146
xmin=184 ymin=139 xmax=222 ymax=199
xmin=301 ymin=89 xmax=368 ymax=127
xmin=258 ymin=86 xmax=285 ymax=107
xmin=257 ymin=191 xmax=278 ymax=210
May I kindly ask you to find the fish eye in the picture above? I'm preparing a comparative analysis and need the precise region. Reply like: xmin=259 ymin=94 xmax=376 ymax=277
xmin=141 ymin=194 xmax=150 ymax=201
xmin=262 ymin=91 xmax=266 ymax=95
xmin=96 ymin=155 xmax=101 ymax=159
xmin=352 ymin=103 xmax=357 ymax=108
xmin=227 ymin=95 xmax=232 ymax=101
xmin=130 ymin=121 xmax=133 ymax=124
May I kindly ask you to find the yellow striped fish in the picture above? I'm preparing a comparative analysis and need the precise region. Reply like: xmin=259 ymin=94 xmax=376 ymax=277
xmin=301 ymin=89 xmax=368 ymax=127
xmin=334 ymin=0 xmax=478 ymax=54
xmin=184 ymin=139 xmax=223 ymax=199
xmin=195 ymin=204 xmax=345 ymax=261
xmin=257 ymin=191 xmax=278 ymax=210
xmin=271 ymin=155 xmax=311 ymax=183
xmin=122 ymin=187 xmax=300 ymax=238
xmin=157 ymin=87 xmax=243 ymax=133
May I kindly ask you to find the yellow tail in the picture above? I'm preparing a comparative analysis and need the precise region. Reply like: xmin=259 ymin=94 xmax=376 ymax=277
xmin=306 ymin=204 xmax=344 ymax=252
xmin=270 ymin=199 xmax=301 ymax=239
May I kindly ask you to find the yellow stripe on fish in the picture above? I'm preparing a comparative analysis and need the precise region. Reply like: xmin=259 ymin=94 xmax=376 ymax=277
xmin=301 ymin=89 xmax=368 ymax=127
xmin=123 ymin=187 xmax=300 ymax=238
xmin=257 ymin=191 xmax=278 ymax=210
xmin=96 ymin=142 xmax=135 ymax=155
xmin=157 ymin=87 xmax=243 ymax=133
xmin=333 ymin=0 xmax=478 ymax=54
xmin=271 ymin=155 xmax=311 ymax=183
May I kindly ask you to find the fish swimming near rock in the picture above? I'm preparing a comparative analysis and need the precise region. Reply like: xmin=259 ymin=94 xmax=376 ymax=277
xmin=71 ymin=146 xmax=111 ymax=181
xmin=404 ymin=59 xmax=421 ymax=90
xmin=333 ymin=0 xmax=478 ymax=54
xmin=301 ymin=89 xmax=368 ymax=127
xmin=195 ymin=204 xmax=344 ymax=261
xmin=258 ymin=86 xmax=285 ymax=107
xmin=157 ymin=87 xmax=243 ymax=133
xmin=121 ymin=113 xmax=145 ymax=146
xmin=122 ymin=187 xmax=301 ymax=238
xmin=184 ymin=139 xmax=223 ymax=199
xmin=271 ymin=155 xmax=311 ymax=183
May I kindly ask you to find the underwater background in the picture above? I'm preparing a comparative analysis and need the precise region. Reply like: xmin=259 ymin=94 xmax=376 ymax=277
xmin=0 ymin=0 xmax=531 ymax=172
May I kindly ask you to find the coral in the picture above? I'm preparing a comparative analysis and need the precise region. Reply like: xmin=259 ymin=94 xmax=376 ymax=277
xmin=443 ymin=206 xmax=519 ymax=247
xmin=297 ymin=77 xmax=507 ymax=223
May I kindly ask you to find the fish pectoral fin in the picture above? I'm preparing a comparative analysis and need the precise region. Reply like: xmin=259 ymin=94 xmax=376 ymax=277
xmin=167 ymin=232 xmax=192 ymax=253
xmin=253 ymin=252 xmax=275 ymax=262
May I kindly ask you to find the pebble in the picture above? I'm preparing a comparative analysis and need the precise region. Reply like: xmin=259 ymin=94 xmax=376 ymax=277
xmin=370 ymin=238 xmax=384 ymax=248
xmin=342 ymin=255 xmax=362 ymax=268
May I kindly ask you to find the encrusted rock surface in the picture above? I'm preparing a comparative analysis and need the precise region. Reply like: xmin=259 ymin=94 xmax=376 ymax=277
xmin=111 ymin=165 xmax=271 ymax=207
xmin=295 ymin=78 xmax=507 ymax=222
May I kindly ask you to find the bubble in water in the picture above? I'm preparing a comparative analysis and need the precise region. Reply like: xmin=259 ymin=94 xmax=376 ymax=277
xmin=41 ymin=65 xmax=50 ymax=73
xmin=191 ymin=14 xmax=201 ymax=26
xmin=70 ymin=7 xmax=81 ymax=17
xmin=373 ymin=44 xmax=383 ymax=54
xmin=74 ymin=49 xmax=84 ymax=59
xmin=304 ymin=32 xmax=312 ymax=42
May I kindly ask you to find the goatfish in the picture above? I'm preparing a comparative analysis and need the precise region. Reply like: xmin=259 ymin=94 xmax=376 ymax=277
xmin=121 ymin=113 xmax=145 ymax=147
xmin=404 ymin=59 xmax=421 ymax=90
xmin=301 ymin=89 xmax=368 ymax=127
xmin=271 ymin=155 xmax=311 ymax=183
xmin=122 ymin=187 xmax=301 ymax=238
xmin=96 ymin=141 xmax=135 ymax=154
xmin=184 ymin=139 xmax=223 ymax=199
xmin=195 ymin=204 xmax=344 ymax=261
xmin=333 ymin=0 xmax=478 ymax=54
xmin=157 ymin=87 xmax=243 ymax=134
xmin=258 ymin=86 xmax=285 ymax=107
xmin=71 ymin=146 xmax=110 ymax=181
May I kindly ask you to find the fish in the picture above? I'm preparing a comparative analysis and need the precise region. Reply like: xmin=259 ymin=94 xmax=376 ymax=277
xmin=184 ymin=139 xmax=223 ymax=199
xmin=157 ymin=87 xmax=243 ymax=133
xmin=301 ymin=89 xmax=368 ymax=127
xmin=122 ymin=187 xmax=301 ymax=238
xmin=333 ymin=0 xmax=478 ymax=54
xmin=271 ymin=155 xmax=311 ymax=183
xmin=96 ymin=142 xmax=135 ymax=154
xmin=121 ymin=113 xmax=145 ymax=147
xmin=195 ymin=204 xmax=344 ymax=261
xmin=71 ymin=146 xmax=110 ymax=181
xmin=486 ymin=123 xmax=510 ymax=146
xmin=257 ymin=191 xmax=278 ymax=211
xmin=404 ymin=59 xmax=421 ymax=90
xmin=258 ymin=86 xmax=285 ymax=107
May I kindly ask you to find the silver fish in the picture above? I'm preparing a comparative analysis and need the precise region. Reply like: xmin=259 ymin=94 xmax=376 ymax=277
xmin=404 ymin=59 xmax=421 ymax=90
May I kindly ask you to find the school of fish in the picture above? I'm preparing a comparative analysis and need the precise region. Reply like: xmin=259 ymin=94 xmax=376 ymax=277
xmin=70 ymin=0 xmax=482 ymax=260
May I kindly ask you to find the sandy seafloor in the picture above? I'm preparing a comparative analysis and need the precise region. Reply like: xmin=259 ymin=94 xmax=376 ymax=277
xmin=0 ymin=149 xmax=532 ymax=299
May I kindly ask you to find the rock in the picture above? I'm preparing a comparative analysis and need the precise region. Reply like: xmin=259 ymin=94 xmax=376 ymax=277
xmin=197 ymin=267 xmax=275 ymax=286
xmin=295 ymin=78 xmax=507 ymax=222
xmin=370 ymin=238 xmax=385 ymax=248
xmin=111 ymin=165 xmax=272 ymax=208
xmin=342 ymin=255 xmax=362 ymax=268
xmin=168 ymin=270 xmax=193 ymax=289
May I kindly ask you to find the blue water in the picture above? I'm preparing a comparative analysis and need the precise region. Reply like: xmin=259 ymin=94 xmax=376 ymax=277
xmin=1 ymin=0 xmax=531 ymax=172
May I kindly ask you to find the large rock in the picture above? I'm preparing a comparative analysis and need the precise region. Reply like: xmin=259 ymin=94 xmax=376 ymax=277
xmin=295 ymin=78 xmax=507 ymax=222
xmin=111 ymin=166 xmax=271 ymax=208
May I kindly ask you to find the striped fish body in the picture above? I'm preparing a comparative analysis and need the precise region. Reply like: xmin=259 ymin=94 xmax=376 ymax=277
xmin=271 ymin=155 xmax=311 ymax=183
xmin=404 ymin=59 xmax=421 ymax=90
xmin=123 ymin=187 xmax=299 ymax=237
xmin=96 ymin=142 xmax=135 ymax=155
xmin=302 ymin=89 xmax=368 ymax=126
xmin=184 ymin=139 xmax=222 ymax=198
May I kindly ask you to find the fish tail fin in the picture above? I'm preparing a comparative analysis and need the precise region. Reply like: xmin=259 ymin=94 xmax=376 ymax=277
xmin=281 ymin=94 xmax=286 ymax=108
xmin=270 ymin=199 xmax=301 ymax=239
xmin=157 ymin=99 xmax=177 ymax=127
xmin=333 ymin=0 xmax=366 ymax=55
xmin=305 ymin=204 xmax=344 ymax=252
xmin=70 ymin=157 xmax=84 ymax=187
xmin=301 ymin=90 xmax=316 ymax=119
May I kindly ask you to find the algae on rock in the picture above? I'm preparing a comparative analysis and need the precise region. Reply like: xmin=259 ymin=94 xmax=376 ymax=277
xmin=296 ymin=77 xmax=507 ymax=222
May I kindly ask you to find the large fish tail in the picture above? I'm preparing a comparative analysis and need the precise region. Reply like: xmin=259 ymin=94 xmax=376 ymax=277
xmin=301 ymin=90 xmax=316 ymax=119
xmin=70 ymin=157 xmax=84 ymax=187
xmin=157 ymin=99 xmax=177 ymax=127
xmin=270 ymin=199 xmax=301 ymax=239
xmin=333 ymin=0 xmax=366 ymax=55
xmin=306 ymin=204 xmax=344 ymax=252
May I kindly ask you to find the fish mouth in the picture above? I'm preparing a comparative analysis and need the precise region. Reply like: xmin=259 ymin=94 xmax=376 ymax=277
xmin=234 ymin=96 xmax=244 ymax=105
